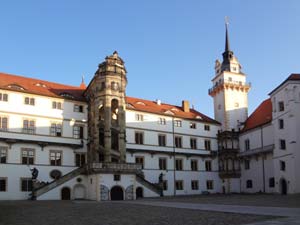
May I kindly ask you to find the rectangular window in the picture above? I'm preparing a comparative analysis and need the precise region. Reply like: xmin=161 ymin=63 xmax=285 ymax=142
xmin=74 ymin=104 xmax=84 ymax=113
xmin=135 ymin=132 xmax=144 ymax=144
xmin=114 ymin=174 xmax=121 ymax=181
xmin=0 ymin=178 xmax=7 ymax=192
xmin=174 ymin=120 xmax=182 ymax=127
xmin=205 ymin=160 xmax=212 ymax=171
xmin=175 ymin=180 xmax=183 ymax=190
xmin=204 ymin=124 xmax=210 ymax=131
xmin=22 ymin=119 xmax=35 ymax=134
xmin=206 ymin=180 xmax=214 ymax=190
xmin=159 ymin=158 xmax=167 ymax=170
xmin=50 ymin=123 xmax=62 ymax=137
xmin=278 ymin=119 xmax=284 ymax=129
xmin=204 ymin=140 xmax=211 ymax=150
xmin=0 ymin=93 xmax=8 ymax=102
xmin=190 ymin=138 xmax=197 ymax=149
xmin=21 ymin=148 xmax=34 ymax=165
xmin=245 ymin=139 xmax=250 ymax=151
xmin=75 ymin=153 xmax=86 ymax=167
xmin=190 ymin=122 xmax=196 ymax=129
xmin=0 ymin=116 xmax=8 ymax=131
xmin=278 ymin=101 xmax=284 ymax=112
xmin=52 ymin=101 xmax=62 ymax=109
xmin=191 ymin=180 xmax=199 ymax=190
xmin=280 ymin=139 xmax=286 ymax=150
xmin=135 ymin=114 xmax=144 ymax=121
xmin=73 ymin=125 xmax=84 ymax=139
xmin=191 ymin=159 xmax=198 ymax=171
xmin=24 ymin=97 xmax=35 ymax=106
xmin=21 ymin=178 xmax=33 ymax=192
xmin=269 ymin=177 xmax=275 ymax=188
xmin=0 ymin=147 xmax=7 ymax=163
xmin=158 ymin=118 xmax=166 ymax=125
xmin=162 ymin=180 xmax=168 ymax=190
xmin=244 ymin=159 xmax=250 ymax=170
xmin=175 ymin=159 xmax=183 ymax=170
xmin=135 ymin=156 xmax=144 ymax=169
xmin=175 ymin=136 xmax=182 ymax=148
xmin=246 ymin=180 xmax=253 ymax=188
xmin=158 ymin=134 xmax=166 ymax=146
xmin=50 ymin=151 xmax=62 ymax=166
xmin=280 ymin=160 xmax=286 ymax=171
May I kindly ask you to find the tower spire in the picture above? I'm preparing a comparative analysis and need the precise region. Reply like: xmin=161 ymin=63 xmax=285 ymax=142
xmin=225 ymin=16 xmax=230 ymax=52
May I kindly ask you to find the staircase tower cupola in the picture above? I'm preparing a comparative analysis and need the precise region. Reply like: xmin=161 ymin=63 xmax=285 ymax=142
xmin=85 ymin=51 xmax=127 ymax=163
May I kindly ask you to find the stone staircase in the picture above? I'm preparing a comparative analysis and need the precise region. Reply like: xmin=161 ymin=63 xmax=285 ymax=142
xmin=32 ymin=167 xmax=85 ymax=199
xmin=136 ymin=174 xmax=163 ymax=196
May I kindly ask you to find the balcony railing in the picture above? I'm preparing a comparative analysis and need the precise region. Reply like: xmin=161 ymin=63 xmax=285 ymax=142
xmin=209 ymin=80 xmax=251 ymax=95
xmin=87 ymin=162 xmax=143 ymax=173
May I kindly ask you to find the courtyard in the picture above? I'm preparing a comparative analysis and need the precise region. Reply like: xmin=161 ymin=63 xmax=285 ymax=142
xmin=1 ymin=194 xmax=300 ymax=225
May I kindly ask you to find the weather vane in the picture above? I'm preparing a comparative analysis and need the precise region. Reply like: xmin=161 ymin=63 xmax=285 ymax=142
xmin=225 ymin=16 xmax=229 ymax=26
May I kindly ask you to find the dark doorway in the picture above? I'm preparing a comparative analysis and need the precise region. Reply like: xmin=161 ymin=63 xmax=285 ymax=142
xmin=61 ymin=187 xmax=71 ymax=200
xmin=136 ymin=187 xmax=143 ymax=199
xmin=111 ymin=186 xmax=123 ymax=200
xmin=281 ymin=179 xmax=287 ymax=195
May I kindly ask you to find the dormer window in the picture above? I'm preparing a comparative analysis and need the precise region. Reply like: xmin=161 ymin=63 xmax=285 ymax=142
xmin=7 ymin=84 xmax=25 ymax=91
xmin=59 ymin=92 xmax=74 ymax=99
xmin=136 ymin=101 xmax=146 ymax=106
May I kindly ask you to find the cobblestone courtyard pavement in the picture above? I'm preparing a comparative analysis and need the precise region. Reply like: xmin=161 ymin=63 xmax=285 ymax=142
xmin=1 ymin=194 xmax=300 ymax=225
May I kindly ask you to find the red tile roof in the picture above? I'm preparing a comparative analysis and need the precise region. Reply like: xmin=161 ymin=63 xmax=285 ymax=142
xmin=269 ymin=73 xmax=300 ymax=95
xmin=0 ymin=72 xmax=86 ymax=101
xmin=0 ymin=72 xmax=219 ymax=124
xmin=242 ymin=98 xmax=272 ymax=132
xmin=126 ymin=96 xmax=220 ymax=124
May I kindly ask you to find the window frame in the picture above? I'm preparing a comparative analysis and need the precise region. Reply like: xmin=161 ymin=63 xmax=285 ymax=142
xmin=22 ymin=119 xmax=36 ymax=134
xmin=205 ymin=160 xmax=212 ymax=171
xmin=135 ymin=156 xmax=144 ymax=169
xmin=50 ymin=122 xmax=62 ymax=137
xmin=204 ymin=139 xmax=211 ymax=150
xmin=73 ymin=125 xmax=84 ymax=139
xmin=158 ymin=134 xmax=166 ymax=147
xmin=49 ymin=150 xmax=62 ymax=166
xmin=0 ymin=177 xmax=7 ymax=192
xmin=20 ymin=177 xmax=33 ymax=192
xmin=206 ymin=180 xmax=214 ymax=190
xmin=135 ymin=131 xmax=144 ymax=145
xmin=174 ymin=136 xmax=182 ymax=148
xmin=175 ymin=180 xmax=184 ymax=190
xmin=159 ymin=157 xmax=167 ymax=170
xmin=0 ymin=146 xmax=8 ymax=164
xmin=191 ymin=180 xmax=199 ymax=190
xmin=191 ymin=159 xmax=198 ymax=171
xmin=0 ymin=116 xmax=8 ymax=131
xmin=190 ymin=138 xmax=197 ymax=149
xmin=21 ymin=148 xmax=35 ymax=165
xmin=175 ymin=158 xmax=183 ymax=170
xmin=174 ymin=120 xmax=182 ymax=127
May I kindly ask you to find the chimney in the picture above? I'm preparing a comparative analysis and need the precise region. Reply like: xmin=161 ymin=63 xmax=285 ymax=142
xmin=182 ymin=100 xmax=190 ymax=112
xmin=156 ymin=99 xmax=161 ymax=105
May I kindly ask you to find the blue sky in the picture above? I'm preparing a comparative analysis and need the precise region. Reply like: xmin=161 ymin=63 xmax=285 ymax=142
xmin=0 ymin=0 xmax=299 ymax=118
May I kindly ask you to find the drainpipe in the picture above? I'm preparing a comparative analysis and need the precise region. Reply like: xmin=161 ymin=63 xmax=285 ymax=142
xmin=261 ymin=126 xmax=266 ymax=193
xmin=172 ymin=116 xmax=176 ymax=196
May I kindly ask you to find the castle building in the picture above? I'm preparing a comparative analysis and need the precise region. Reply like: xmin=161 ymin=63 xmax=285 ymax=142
xmin=0 ymin=24 xmax=299 ymax=200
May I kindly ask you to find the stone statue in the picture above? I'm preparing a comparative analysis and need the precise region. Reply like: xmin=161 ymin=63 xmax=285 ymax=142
xmin=30 ymin=167 xmax=39 ymax=180
xmin=159 ymin=173 xmax=163 ymax=183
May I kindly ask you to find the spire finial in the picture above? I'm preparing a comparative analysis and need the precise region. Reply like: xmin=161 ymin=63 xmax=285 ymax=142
xmin=225 ymin=16 xmax=230 ymax=52
xmin=80 ymin=75 xmax=86 ymax=89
